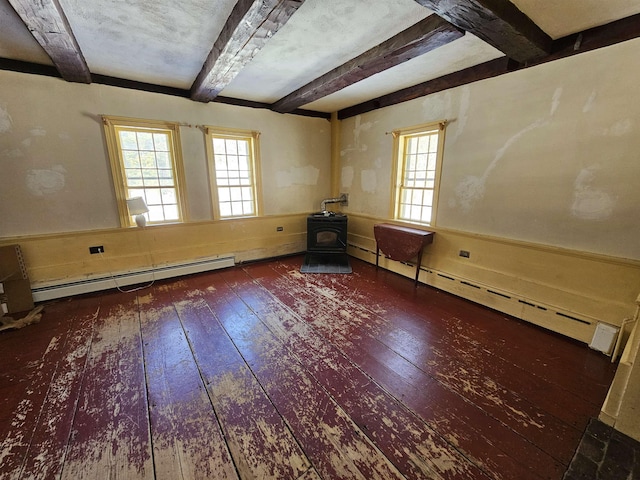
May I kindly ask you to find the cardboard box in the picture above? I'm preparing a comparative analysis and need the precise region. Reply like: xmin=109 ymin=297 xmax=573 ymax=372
xmin=0 ymin=244 xmax=29 ymax=282
xmin=0 ymin=245 xmax=33 ymax=315
xmin=0 ymin=279 xmax=34 ymax=314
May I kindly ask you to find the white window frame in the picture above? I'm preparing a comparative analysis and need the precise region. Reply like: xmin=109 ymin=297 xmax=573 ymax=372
xmin=103 ymin=116 xmax=187 ymax=227
xmin=391 ymin=121 xmax=446 ymax=226
xmin=205 ymin=126 xmax=262 ymax=220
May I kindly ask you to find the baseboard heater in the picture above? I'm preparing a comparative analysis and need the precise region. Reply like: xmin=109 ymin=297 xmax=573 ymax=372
xmin=348 ymin=242 xmax=608 ymax=343
xmin=31 ymin=255 xmax=235 ymax=302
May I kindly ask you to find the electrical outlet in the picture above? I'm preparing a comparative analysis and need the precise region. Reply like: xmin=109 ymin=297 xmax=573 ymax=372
xmin=276 ymin=226 xmax=284 ymax=232
xmin=459 ymin=250 xmax=470 ymax=258
xmin=89 ymin=246 xmax=104 ymax=254
xmin=340 ymin=193 xmax=349 ymax=206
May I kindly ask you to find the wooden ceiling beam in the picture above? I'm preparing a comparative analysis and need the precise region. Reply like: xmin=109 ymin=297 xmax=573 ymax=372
xmin=7 ymin=0 xmax=91 ymax=83
xmin=191 ymin=0 xmax=304 ymax=103
xmin=338 ymin=13 xmax=640 ymax=119
xmin=413 ymin=0 xmax=552 ymax=63
xmin=271 ymin=15 xmax=463 ymax=113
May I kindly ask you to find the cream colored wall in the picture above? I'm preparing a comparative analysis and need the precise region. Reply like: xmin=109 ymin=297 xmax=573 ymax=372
xmin=0 ymin=70 xmax=331 ymax=237
xmin=339 ymin=38 xmax=640 ymax=260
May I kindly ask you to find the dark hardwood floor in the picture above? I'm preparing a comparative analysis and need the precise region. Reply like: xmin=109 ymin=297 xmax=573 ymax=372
xmin=0 ymin=255 xmax=617 ymax=479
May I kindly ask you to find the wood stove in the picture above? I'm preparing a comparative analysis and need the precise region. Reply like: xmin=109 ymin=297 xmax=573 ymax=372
xmin=306 ymin=213 xmax=348 ymax=253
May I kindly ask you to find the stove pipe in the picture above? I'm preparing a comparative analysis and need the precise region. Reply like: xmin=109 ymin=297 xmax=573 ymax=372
xmin=320 ymin=193 xmax=348 ymax=213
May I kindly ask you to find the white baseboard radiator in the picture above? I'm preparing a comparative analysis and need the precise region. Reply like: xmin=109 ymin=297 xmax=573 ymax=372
xmin=347 ymin=242 xmax=612 ymax=346
xmin=31 ymin=255 xmax=235 ymax=302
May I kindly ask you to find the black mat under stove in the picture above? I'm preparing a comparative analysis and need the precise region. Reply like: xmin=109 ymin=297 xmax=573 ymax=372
xmin=300 ymin=253 xmax=352 ymax=274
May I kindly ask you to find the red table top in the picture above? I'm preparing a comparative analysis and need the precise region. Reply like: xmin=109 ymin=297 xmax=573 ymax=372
xmin=374 ymin=223 xmax=434 ymax=262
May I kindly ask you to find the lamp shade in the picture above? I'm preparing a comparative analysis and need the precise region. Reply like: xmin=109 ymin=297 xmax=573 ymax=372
xmin=126 ymin=197 xmax=149 ymax=215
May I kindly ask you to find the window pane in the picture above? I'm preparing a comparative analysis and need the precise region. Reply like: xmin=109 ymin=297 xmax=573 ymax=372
xmin=140 ymin=152 xmax=156 ymax=168
xmin=225 ymin=139 xmax=237 ymax=155
xmin=218 ymin=187 xmax=230 ymax=202
xmin=137 ymin=132 xmax=154 ymax=150
xmin=148 ymin=205 xmax=164 ymax=221
xmin=146 ymin=189 xmax=161 ymax=205
xmin=213 ymin=138 xmax=226 ymax=153
xmin=119 ymin=131 xmax=138 ymax=149
xmin=407 ymin=137 xmax=418 ymax=155
xmin=153 ymin=133 xmax=169 ymax=151
xmin=164 ymin=205 xmax=179 ymax=220
xmin=411 ymin=189 xmax=423 ymax=205
xmin=423 ymin=189 xmax=433 ymax=206
xmin=230 ymin=187 xmax=242 ymax=202
xmin=215 ymin=154 xmax=227 ymax=169
xmin=231 ymin=202 xmax=243 ymax=216
xmin=220 ymin=202 xmax=232 ymax=217
xmin=238 ymin=156 xmax=249 ymax=170
xmin=156 ymin=152 xmax=170 ymax=168
xmin=161 ymin=188 xmax=176 ymax=204
xmin=123 ymin=151 xmax=140 ymax=168
xmin=421 ymin=206 xmax=432 ymax=222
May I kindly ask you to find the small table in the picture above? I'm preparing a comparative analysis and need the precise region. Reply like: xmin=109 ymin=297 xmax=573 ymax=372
xmin=374 ymin=223 xmax=434 ymax=286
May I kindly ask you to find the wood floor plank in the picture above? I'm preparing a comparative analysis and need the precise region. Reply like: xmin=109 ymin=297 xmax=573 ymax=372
xmin=322 ymin=256 xmax=617 ymax=403
xmin=241 ymin=260 xmax=567 ymax=479
xmin=0 ymin=295 xmax=99 ymax=479
xmin=266 ymin=258 xmax=597 ymax=438
xmin=14 ymin=297 xmax=99 ymax=480
xmin=60 ymin=290 xmax=153 ymax=480
xmin=173 ymin=295 xmax=312 ymax=479
xmin=138 ymin=285 xmax=239 ymax=480
xmin=218 ymin=270 xmax=494 ymax=480
xmin=202 ymin=272 xmax=411 ymax=480
xmin=337 ymin=262 xmax=612 ymax=428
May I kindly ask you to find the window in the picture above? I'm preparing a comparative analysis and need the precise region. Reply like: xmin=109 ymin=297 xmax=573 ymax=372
xmin=392 ymin=122 xmax=446 ymax=225
xmin=103 ymin=116 xmax=186 ymax=227
xmin=206 ymin=127 xmax=261 ymax=219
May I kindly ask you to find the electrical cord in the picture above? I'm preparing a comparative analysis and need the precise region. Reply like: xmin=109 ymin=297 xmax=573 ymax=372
xmin=98 ymin=248 xmax=155 ymax=293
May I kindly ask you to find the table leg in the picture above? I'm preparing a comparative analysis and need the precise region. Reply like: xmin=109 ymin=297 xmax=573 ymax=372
xmin=414 ymin=248 xmax=424 ymax=286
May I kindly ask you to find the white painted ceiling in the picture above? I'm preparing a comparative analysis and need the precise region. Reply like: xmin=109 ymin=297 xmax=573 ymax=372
xmin=1 ymin=0 xmax=639 ymax=114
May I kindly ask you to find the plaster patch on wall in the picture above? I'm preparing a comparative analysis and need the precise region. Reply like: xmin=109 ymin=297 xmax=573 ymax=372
xmin=340 ymin=115 xmax=371 ymax=156
xmin=26 ymin=165 xmax=67 ymax=196
xmin=450 ymin=86 xmax=471 ymax=143
xmin=341 ymin=166 xmax=354 ymax=188
xmin=583 ymin=90 xmax=597 ymax=113
xmin=571 ymin=165 xmax=616 ymax=221
xmin=361 ymin=169 xmax=377 ymax=193
xmin=452 ymin=88 xmax=562 ymax=213
xmin=0 ymin=105 xmax=12 ymax=133
xmin=2 ymin=148 xmax=23 ymax=158
xmin=275 ymin=165 xmax=320 ymax=188
xmin=30 ymin=127 xmax=46 ymax=137
xmin=549 ymin=87 xmax=562 ymax=116
xmin=604 ymin=119 xmax=632 ymax=137
xmin=423 ymin=90 xmax=453 ymax=118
